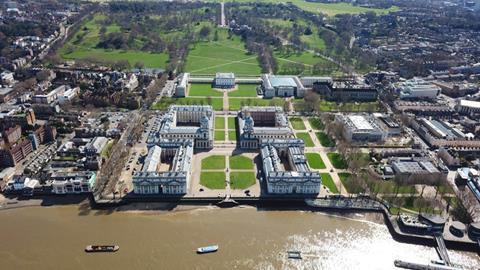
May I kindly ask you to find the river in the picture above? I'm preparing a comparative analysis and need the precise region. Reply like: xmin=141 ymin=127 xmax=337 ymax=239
xmin=0 ymin=205 xmax=478 ymax=270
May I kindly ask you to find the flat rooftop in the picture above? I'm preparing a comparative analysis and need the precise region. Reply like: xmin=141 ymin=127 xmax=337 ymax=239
xmin=269 ymin=76 xmax=298 ymax=88
xmin=348 ymin=115 xmax=374 ymax=130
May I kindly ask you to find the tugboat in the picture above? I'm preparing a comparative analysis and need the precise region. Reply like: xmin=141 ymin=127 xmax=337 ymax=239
xmin=85 ymin=245 xmax=119 ymax=253
xmin=196 ymin=245 xmax=218 ymax=254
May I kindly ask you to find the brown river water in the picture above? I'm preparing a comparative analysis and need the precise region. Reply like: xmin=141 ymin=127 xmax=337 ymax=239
xmin=0 ymin=205 xmax=478 ymax=270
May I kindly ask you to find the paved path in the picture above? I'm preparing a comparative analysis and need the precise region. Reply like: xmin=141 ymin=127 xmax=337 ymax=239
xmin=219 ymin=2 xmax=226 ymax=27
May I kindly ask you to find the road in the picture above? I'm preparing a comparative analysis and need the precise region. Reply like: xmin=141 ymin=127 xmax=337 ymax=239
xmin=220 ymin=2 xmax=226 ymax=27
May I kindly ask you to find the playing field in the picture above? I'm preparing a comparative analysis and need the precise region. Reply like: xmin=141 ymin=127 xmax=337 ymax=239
xmin=185 ymin=29 xmax=262 ymax=75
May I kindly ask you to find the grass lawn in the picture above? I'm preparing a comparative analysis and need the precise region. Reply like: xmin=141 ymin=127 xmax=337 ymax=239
xmin=59 ymin=13 xmax=169 ymax=69
xmin=338 ymin=173 xmax=365 ymax=194
xmin=227 ymin=117 xmax=236 ymax=129
xmin=201 ymin=155 xmax=226 ymax=170
xmin=215 ymin=116 xmax=225 ymax=129
xmin=308 ymin=118 xmax=324 ymax=130
xmin=215 ymin=130 xmax=225 ymax=141
xmin=294 ymin=100 xmax=381 ymax=112
xmin=296 ymin=133 xmax=314 ymax=147
xmin=151 ymin=97 xmax=223 ymax=111
xmin=229 ymin=155 xmax=254 ymax=170
xmin=189 ymin=83 xmax=223 ymax=97
xmin=289 ymin=117 xmax=306 ymax=130
xmin=185 ymin=28 xmax=261 ymax=75
xmin=230 ymin=172 xmax=256 ymax=189
xmin=316 ymin=132 xmax=335 ymax=147
xmin=200 ymin=172 xmax=226 ymax=189
xmin=305 ymin=153 xmax=326 ymax=169
xmin=229 ymin=98 xmax=285 ymax=111
xmin=228 ymin=130 xmax=237 ymax=141
xmin=321 ymin=173 xmax=339 ymax=194
xmin=327 ymin=153 xmax=347 ymax=169
xmin=228 ymin=84 xmax=259 ymax=97
xmin=367 ymin=178 xmax=417 ymax=195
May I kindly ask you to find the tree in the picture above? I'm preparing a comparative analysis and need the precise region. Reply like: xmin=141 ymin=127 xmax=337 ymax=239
xmin=303 ymin=90 xmax=320 ymax=113
xmin=199 ymin=26 xmax=211 ymax=40
xmin=213 ymin=30 xmax=219 ymax=41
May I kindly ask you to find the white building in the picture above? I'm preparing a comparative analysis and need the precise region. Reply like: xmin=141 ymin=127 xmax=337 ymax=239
xmin=261 ymin=74 xmax=306 ymax=98
xmin=58 ymin=87 xmax=79 ymax=104
xmin=51 ymin=172 xmax=96 ymax=194
xmin=32 ymin=85 xmax=66 ymax=104
xmin=238 ymin=106 xmax=293 ymax=149
xmin=336 ymin=114 xmax=387 ymax=142
xmin=214 ymin=72 xmax=235 ymax=88
xmin=133 ymin=140 xmax=193 ymax=195
xmin=175 ymin=73 xmax=189 ymax=97
xmin=0 ymin=71 xmax=15 ymax=86
xmin=456 ymin=99 xmax=480 ymax=114
xmin=398 ymin=78 xmax=440 ymax=100
xmin=261 ymin=139 xmax=321 ymax=194
xmin=148 ymin=105 xmax=214 ymax=149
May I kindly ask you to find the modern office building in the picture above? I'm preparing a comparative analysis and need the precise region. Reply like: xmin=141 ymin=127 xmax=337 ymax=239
xmin=260 ymin=139 xmax=321 ymax=194
xmin=336 ymin=114 xmax=387 ymax=142
xmin=148 ymin=105 xmax=214 ymax=149
xmin=261 ymin=74 xmax=306 ymax=98
xmin=214 ymin=72 xmax=235 ymax=88
xmin=175 ymin=73 xmax=189 ymax=97
xmin=391 ymin=157 xmax=440 ymax=175
xmin=238 ymin=106 xmax=293 ymax=149
xmin=398 ymin=78 xmax=441 ymax=100
xmin=133 ymin=140 xmax=193 ymax=195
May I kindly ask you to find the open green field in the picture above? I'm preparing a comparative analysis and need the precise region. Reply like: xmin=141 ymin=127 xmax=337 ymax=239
xmin=215 ymin=116 xmax=225 ymax=129
xmin=228 ymin=84 xmax=259 ymax=97
xmin=151 ymin=97 xmax=223 ymax=111
xmin=295 ymin=132 xmax=314 ymax=147
xmin=208 ymin=0 xmax=398 ymax=16
xmin=308 ymin=118 xmax=324 ymax=130
xmin=228 ymin=117 xmax=236 ymax=129
xmin=185 ymin=29 xmax=262 ymax=75
xmin=228 ymin=131 xmax=237 ymax=141
xmin=316 ymin=132 xmax=335 ymax=147
xmin=228 ymin=98 xmax=285 ymax=111
xmin=201 ymin=155 xmax=226 ymax=170
xmin=189 ymin=83 xmax=223 ymax=97
xmin=294 ymin=100 xmax=381 ymax=112
xmin=321 ymin=173 xmax=339 ymax=194
xmin=200 ymin=172 xmax=226 ymax=189
xmin=229 ymin=155 xmax=254 ymax=170
xmin=230 ymin=172 xmax=256 ymax=189
xmin=305 ymin=153 xmax=326 ymax=169
xmin=265 ymin=18 xmax=326 ymax=51
xmin=60 ymin=13 xmax=169 ymax=68
xmin=215 ymin=130 xmax=225 ymax=141
xmin=327 ymin=153 xmax=347 ymax=169
xmin=275 ymin=51 xmax=332 ymax=75
xmin=289 ymin=118 xmax=306 ymax=130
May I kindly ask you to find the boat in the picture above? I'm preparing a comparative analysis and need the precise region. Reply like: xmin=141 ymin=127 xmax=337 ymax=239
xmin=287 ymin=250 xmax=302 ymax=259
xmin=85 ymin=245 xmax=119 ymax=253
xmin=196 ymin=245 xmax=218 ymax=254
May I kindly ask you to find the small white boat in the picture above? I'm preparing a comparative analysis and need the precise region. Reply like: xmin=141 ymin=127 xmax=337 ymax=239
xmin=287 ymin=250 xmax=302 ymax=259
xmin=85 ymin=245 xmax=119 ymax=253
xmin=197 ymin=245 xmax=218 ymax=254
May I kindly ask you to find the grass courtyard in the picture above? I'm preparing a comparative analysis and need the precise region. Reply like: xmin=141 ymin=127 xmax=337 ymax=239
xmin=316 ymin=132 xmax=335 ymax=147
xmin=289 ymin=118 xmax=306 ymax=130
xmin=308 ymin=118 xmax=324 ymax=130
xmin=228 ymin=117 xmax=236 ymax=129
xmin=215 ymin=131 xmax=225 ymax=141
xmin=320 ymin=173 xmax=339 ymax=194
xmin=201 ymin=155 xmax=226 ymax=170
xmin=228 ymin=84 xmax=259 ymax=97
xmin=189 ymin=83 xmax=223 ymax=97
xmin=327 ymin=153 xmax=347 ymax=169
xmin=229 ymin=155 xmax=254 ymax=170
xmin=295 ymin=133 xmax=314 ymax=147
xmin=228 ymin=98 xmax=285 ymax=111
xmin=230 ymin=172 xmax=256 ymax=189
xmin=200 ymin=172 xmax=226 ymax=189
xmin=305 ymin=153 xmax=326 ymax=169
xmin=228 ymin=131 xmax=237 ymax=141
xmin=215 ymin=117 xmax=225 ymax=129
xmin=185 ymin=29 xmax=262 ymax=75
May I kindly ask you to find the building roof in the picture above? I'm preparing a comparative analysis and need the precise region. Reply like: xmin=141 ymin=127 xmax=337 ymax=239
xmin=347 ymin=115 xmax=374 ymax=130
xmin=269 ymin=76 xmax=298 ymax=88
xmin=215 ymin=72 xmax=234 ymax=79
xmin=459 ymin=99 xmax=480 ymax=109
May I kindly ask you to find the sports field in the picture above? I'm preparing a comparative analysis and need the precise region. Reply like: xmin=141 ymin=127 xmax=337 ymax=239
xmin=185 ymin=29 xmax=262 ymax=75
